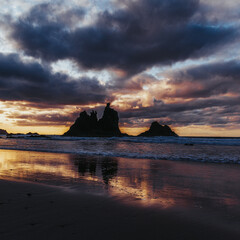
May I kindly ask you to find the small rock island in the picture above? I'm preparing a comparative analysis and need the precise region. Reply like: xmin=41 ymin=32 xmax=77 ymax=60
xmin=64 ymin=103 xmax=178 ymax=137
xmin=138 ymin=121 xmax=178 ymax=137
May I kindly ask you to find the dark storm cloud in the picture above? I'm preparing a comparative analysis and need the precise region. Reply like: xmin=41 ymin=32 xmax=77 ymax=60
xmin=164 ymin=60 xmax=240 ymax=98
xmin=0 ymin=53 xmax=50 ymax=82
xmin=116 ymin=59 xmax=240 ymax=127
xmin=183 ymin=60 xmax=240 ymax=80
xmin=0 ymin=53 xmax=107 ymax=105
xmin=10 ymin=0 xmax=237 ymax=75
xmin=118 ymin=96 xmax=240 ymax=127
xmin=23 ymin=3 xmax=85 ymax=27
xmin=7 ymin=111 xmax=80 ymax=126
xmin=119 ymin=97 xmax=239 ymax=118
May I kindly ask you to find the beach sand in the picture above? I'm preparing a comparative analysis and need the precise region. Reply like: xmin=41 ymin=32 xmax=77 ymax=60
xmin=1 ymin=149 xmax=240 ymax=239
xmin=0 ymin=179 xmax=240 ymax=240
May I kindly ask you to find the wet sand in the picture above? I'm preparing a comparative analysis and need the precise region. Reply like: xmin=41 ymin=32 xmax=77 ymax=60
xmin=0 ymin=179 xmax=240 ymax=240
xmin=1 ymin=149 xmax=240 ymax=239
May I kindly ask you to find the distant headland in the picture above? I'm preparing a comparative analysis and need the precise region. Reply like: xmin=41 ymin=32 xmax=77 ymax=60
xmin=64 ymin=103 xmax=178 ymax=137
xmin=0 ymin=129 xmax=8 ymax=135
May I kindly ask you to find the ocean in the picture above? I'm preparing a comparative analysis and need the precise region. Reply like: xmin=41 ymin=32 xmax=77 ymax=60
xmin=0 ymin=135 xmax=240 ymax=214
xmin=0 ymin=135 xmax=240 ymax=164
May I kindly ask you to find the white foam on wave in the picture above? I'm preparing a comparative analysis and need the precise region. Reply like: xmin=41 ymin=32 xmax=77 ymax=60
xmin=5 ymin=135 xmax=240 ymax=146
xmin=0 ymin=145 xmax=239 ymax=164
xmin=39 ymin=135 xmax=240 ymax=146
xmin=1 ymin=135 xmax=240 ymax=164
xmin=113 ymin=136 xmax=240 ymax=146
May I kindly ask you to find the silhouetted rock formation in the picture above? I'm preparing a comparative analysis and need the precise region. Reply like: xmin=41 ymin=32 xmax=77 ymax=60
xmin=0 ymin=129 xmax=7 ymax=135
xmin=6 ymin=132 xmax=49 ymax=139
xmin=64 ymin=110 xmax=98 ymax=136
xmin=138 ymin=121 xmax=178 ymax=137
xmin=98 ymin=103 xmax=121 ymax=136
xmin=64 ymin=103 xmax=122 ymax=137
xmin=27 ymin=132 xmax=40 ymax=136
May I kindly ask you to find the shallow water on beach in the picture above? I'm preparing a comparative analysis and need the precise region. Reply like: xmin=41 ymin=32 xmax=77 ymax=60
xmin=0 ymin=149 xmax=240 ymax=213
xmin=0 ymin=135 xmax=240 ymax=163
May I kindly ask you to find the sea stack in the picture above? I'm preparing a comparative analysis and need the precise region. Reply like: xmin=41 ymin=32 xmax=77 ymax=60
xmin=138 ymin=121 xmax=178 ymax=137
xmin=0 ymin=129 xmax=7 ymax=135
xmin=64 ymin=103 xmax=122 ymax=137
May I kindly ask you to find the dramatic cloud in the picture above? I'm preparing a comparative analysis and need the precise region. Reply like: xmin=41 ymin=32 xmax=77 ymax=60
xmin=117 ymin=96 xmax=240 ymax=129
xmin=0 ymin=0 xmax=240 ymax=135
xmin=7 ymin=111 xmax=80 ymax=126
xmin=0 ymin=53 xmax=107 ymax=105
xmin=161 ymin=60 xmax=240 ymax=99
xmin=116 ymin=60 xmax=240 ymax=128
xmin=10 ymin=0 xmax=237 ymax=76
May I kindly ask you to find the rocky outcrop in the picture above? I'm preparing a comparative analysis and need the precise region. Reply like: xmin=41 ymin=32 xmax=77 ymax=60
xmin=64 ymin=103 xmax=122 ymax=137
xmin=138 ymin=121 xmax=178 ymax=137
xmin=0 ymin=129 xmax=7 ymax=135
xmin=64 ymin=104 xmax=179 ymax=137
xmin=64 ymin=110 xmax=98 ymax=136
xmin=98 ymin=103 xmax=121 ymax=136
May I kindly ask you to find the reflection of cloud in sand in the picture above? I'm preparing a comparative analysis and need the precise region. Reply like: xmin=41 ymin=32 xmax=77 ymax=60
xmin=72 ymin=155 xmax=188 ymax=208
xmin=223 ymin=198 xmax=240 ymax=207
xmin=0 ymin=150 xmax=78 ymax=180
xmin=1 ymin=149 xmax=240 ymax=210
xmin=0 ymin=150 xmax=176 ymax=207
xmin=108 ymin=177 xmax=176 ymax=208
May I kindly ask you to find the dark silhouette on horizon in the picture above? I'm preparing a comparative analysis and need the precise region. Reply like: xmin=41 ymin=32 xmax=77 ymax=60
xmin=64 ymin=103 xmax=122 ymax=137
xmin=139 ymin=121 xmax=178 ymax=137
xmin=0 ymin=129 xmax=7 ymax=135
xmin=64 ymin=103 xmax=178 ymax=137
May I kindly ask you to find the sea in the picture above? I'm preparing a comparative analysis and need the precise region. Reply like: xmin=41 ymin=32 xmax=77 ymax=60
xmin=1 ymin=134 xmax=240 ymax=215
xmin=0 ymin=135 xmax=240 ymax=164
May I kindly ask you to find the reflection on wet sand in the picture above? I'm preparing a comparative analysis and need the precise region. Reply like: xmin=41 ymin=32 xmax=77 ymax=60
xmin=73 ymin=156 xmax=118 ymax=185
xmin=1 ymin=149 xmax=240 ymax=210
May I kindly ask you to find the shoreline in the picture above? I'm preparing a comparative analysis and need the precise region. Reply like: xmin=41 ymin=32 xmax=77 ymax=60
xmin=1 ymin=149 xmax=240 ymax=239
xmin=0 ymin=178 xmax=240 ymax=240
xmin=0 ymin=146 xmax=239 ymax=165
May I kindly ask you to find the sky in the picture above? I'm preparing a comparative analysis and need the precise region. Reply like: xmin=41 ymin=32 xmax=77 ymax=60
xmin=0 ymin=0 xmax=240 ymax=136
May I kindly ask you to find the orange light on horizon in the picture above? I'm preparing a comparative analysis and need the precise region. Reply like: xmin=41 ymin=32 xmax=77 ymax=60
xmin=1 ymin=100 xmax=240 ymax=137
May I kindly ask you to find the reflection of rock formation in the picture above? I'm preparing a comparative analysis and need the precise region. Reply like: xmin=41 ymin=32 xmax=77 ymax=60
xmin=64 ymin=103 xmax=122 ymax=137
xmin=138 ymin=121 xmax=178 ymax=137
xmin=73 ymin=156 xmax=97 ymax=176
xmin=71 ymin=155 xmax=118 ymax=185
xmin=101 ymin=158 xmax=118 ymax=185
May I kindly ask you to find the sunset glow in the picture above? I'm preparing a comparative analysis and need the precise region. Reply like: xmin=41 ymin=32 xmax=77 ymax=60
xmin=0 ymin=0 xmax=240 ymax=136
